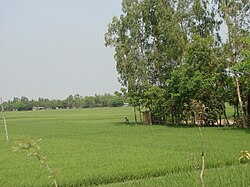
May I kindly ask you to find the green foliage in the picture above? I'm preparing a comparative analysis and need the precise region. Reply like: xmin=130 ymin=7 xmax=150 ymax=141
xmin=105 ymin=0 xmax=250 ymax=126
xmin=111 ymin=96 xmax=124 ymax=107
xmin=2 ymin=93 xmax=125 ymax=111
xmin=105 ymin=0 xmax=187 ymax=123
xmin=105 ymin=0 xmax=238 ymax=125
xmin=233 ymin=36 xmax=250 ymax=98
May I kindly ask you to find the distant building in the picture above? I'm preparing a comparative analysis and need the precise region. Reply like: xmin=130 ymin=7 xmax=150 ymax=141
xmin=123 ymin=103 xmax=129 ymax=107
xmin=32 ymin=107 xmax=45 ymax=111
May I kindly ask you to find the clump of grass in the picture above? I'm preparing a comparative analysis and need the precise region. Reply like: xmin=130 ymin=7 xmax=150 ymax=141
xmin=13 ymin=137 xmax=58 ymax=187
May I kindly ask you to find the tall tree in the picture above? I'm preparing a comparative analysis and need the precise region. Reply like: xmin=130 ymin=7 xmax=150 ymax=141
xmin=216 ymin=0 xmax=250 ymax=127
xmin=105 ymin=0 xmax=185 ymax=122
xmin=105 ymin=0 xmax=249 ymax=126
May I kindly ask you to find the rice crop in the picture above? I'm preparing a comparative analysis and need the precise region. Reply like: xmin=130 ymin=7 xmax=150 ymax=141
xmin=0 ymin=107 xmax=249 ymax=186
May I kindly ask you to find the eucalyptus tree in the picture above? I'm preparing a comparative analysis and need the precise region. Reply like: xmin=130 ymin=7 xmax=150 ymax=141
xmin=166 ymin=0 xmax=225 ymax=124
xmin=105 ymin=0 xmax=145 ymax=122
xmin=168 ymin=35 xmax=224 ymax=124
xmin=105 ymin=0 xmax=186 ymax=122
xmin=215 ymin=0 xmax=250 ymax=127
xmin=105 ymin=0 xmax=249 ymax=126
xmin=233 ymin=36 xmax=250 ymax=121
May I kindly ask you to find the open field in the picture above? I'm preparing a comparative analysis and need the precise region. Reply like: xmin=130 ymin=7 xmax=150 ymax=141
xmin=0 ymin=107 xmax=249 ymax=186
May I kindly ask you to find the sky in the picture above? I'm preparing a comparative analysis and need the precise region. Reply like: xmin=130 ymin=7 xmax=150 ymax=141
xmin=0 ymin=0 xmax=123 ymax=101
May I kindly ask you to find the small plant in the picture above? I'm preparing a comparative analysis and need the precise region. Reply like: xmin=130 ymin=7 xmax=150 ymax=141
xmin=13 ymin=138 xmax=58 ymax=187
xmin=239 ymin=151 xmax=250 ymax=164
xmin=0 ymin=98 xmax=9 ymax=143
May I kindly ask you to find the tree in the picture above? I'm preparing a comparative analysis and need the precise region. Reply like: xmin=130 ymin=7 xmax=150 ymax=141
xmin=111 ymin=96 xmax=124 ymax=107
xmin=216 ymin=0 xmax=250 ymax=127
xmin=233 ymin=36 xmax=250 ymax=124
xmin=83 ymin=96 xmax=95 ymax=108
xmin=105 ymin=0 xmax=186 ymax=123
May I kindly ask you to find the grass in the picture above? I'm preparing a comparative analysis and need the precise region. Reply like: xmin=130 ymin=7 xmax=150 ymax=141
xmin=225 ymin=102 xmax=235 ymax=119
xmin=0 ymin=107 xmax=249 ymax=186
xmin=104 ymin=165 xmax=249 ymax=187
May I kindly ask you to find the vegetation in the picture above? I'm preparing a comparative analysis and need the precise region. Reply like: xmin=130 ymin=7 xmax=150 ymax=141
xmin=0 ymin=1 xmax=249 ymax=186
xmin=2 ymin=93 xmax=125 ymax=111
xmin=239 ymin=150 xmax=250 ymax=164
xmin=13 ymin=138 xmax=58 ymax=187
xmin=0 ymin=107 xmax=249 ymax=186
xmin=105 ymin=0 xmax=250 ymax=127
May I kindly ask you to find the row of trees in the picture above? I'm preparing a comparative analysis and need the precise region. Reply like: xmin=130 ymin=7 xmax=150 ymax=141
xmin=105 ymin=0 xmax=250 ymax=127
xmin=2 ymin=94 xmax=125 ymax=111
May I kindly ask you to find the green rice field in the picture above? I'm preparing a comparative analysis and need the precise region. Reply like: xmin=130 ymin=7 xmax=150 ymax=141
xmin=0 ymin=107 xmax=249 ymax=186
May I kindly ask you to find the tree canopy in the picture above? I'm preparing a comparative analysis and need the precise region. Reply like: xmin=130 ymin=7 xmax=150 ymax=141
xmin=105 ymin=0 xmax=250 ymax=127
xmin=2 ymin=93 xmax=125 ymax=111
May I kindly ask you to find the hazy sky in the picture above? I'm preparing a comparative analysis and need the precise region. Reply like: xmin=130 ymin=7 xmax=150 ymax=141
xmin=0 ymin=0 xmax=123 ymax=101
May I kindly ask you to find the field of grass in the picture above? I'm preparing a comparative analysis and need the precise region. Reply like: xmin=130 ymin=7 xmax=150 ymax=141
xmin=0 ymin=107 xmax=249 ymax=186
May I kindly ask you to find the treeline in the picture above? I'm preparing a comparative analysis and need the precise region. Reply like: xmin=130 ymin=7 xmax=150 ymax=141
xmin=105 ymin=0 xmax=250 ymax=127
xmin=2 ymin=93 xmax=126 ymax=111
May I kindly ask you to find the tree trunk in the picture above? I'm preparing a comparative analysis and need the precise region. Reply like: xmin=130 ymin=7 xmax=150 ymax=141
xmin=219 ymin=115 xmax=222 ymax=126
xmin=235 ymin=104 xmax=240 ymax=119
xmin=223 ymin=105 xmax=230 ymax=127
xmin=235 ymin=77 xmax=247 ymax=128
xmin=139 ymin=105 xmax=142 ymax=123
xmin=171 ymin=114 xmax=174 ymax=124
xmin=248 ymin=94 xmax=250 ymax=125
xmin=134 ymin=106 xmax=138 ymax=124
xmin=248 ymin=94 xmax=250 ymax=116
xmin=163 ymin=115 xmax=166 ymax=125
xmin=194 ymin=112 xmax=197 ymax=126
xmin=175 ymin=115 xmax=178 ymax=125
